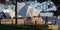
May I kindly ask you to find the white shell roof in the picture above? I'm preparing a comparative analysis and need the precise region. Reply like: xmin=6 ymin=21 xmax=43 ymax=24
xmin=17 ymin=2 xmax=41 ymax=18
xmin=0 ymin=0 xmax=57 ymax=18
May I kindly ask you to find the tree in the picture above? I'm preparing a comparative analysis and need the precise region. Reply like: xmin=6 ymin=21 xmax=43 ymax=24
xmin=0 ymin=0 xmax=6 ymax=4
xmin=15 ymin=0 xmax=17 ymax=25
xmin=51 ymin=0 xmax=60 ymax=16
xmin=37 ymin=0 xmax=48 ymax=3
xmin=53 ymin=9 xmax=60 ymax=16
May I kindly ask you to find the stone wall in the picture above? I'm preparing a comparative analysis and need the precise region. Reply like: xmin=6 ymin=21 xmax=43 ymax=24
xmin=0 ymin=17 xmax=44 ymax=25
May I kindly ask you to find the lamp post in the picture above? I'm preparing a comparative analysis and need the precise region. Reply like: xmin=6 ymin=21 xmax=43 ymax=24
xmin=15 ymin=0 xmax=17 ymax=25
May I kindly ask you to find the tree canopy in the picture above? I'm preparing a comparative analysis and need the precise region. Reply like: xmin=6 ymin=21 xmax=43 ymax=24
xmin=37 ymin=0 xmax=60 ymax=16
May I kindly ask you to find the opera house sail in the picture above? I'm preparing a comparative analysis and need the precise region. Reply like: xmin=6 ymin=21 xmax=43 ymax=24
xmin=0 ymin=0 xmax=57 ymax=19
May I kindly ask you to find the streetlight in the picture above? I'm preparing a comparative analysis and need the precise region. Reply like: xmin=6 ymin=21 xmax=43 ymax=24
xmin=15 ymin=0 xmax=17 ymax=25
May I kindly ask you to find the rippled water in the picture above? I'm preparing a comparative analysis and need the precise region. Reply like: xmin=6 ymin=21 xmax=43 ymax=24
xmin=52 ymin=20 xmax=60 ymax=30
xmin=44 ymin=20 xmax=60 ymax=30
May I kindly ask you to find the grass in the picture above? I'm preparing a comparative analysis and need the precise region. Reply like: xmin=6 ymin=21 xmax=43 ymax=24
xmin=0 ymin=24 xmax=50 ymax=30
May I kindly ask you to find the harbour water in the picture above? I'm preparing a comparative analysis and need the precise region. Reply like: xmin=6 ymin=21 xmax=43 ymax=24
xmin=42 ymin=16 xmax=60 ymax=30
xmin=51 ymin=20 xmax=60 ymax=30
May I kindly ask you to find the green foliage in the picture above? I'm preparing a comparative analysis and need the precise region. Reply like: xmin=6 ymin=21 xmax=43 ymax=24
xmin=0 ymin=24 xmax=49 ymax=30
xmin=37 ymin=0 xmax=47 ymax=3
xmin=53 ymin=9 xmax=60 ymax=16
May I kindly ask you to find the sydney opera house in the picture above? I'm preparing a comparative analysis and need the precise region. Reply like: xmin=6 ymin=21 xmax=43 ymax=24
xmin=0 ymin=0 xmax=58 ymax=25
xmin=0 ymin=0 xmax=59 ymax=26
xmin=0 ymin=0 xmax=60 ymax=30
